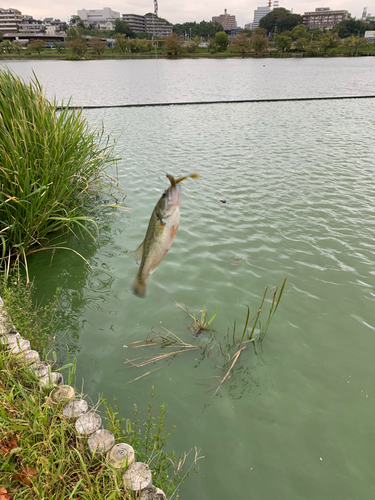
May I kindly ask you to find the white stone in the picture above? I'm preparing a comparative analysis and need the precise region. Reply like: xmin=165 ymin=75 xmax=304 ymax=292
xmin=88 ymin=429 xmax=115 ymax=455
xmin=75 ymin=413 xmax=102 ymax=436
xmin=62 ymin=398 xmax=88 ymax=419
xmin=123 ymin=462 xmax=152 ymax=492
xmin=106 ymin=443 xmax=135 ymax=470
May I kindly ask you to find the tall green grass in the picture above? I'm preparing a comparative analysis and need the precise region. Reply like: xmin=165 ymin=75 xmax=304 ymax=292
xmin=0 ymin=68 xmax=117 ymax=278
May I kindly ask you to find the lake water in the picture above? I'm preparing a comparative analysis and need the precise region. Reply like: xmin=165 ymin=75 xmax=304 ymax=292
xmin=5 ymin=58 xmax=375 ymax=499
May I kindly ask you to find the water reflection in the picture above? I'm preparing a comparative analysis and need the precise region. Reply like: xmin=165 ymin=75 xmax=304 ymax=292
xmin=30 ymin=201 xmax=129 ymax=356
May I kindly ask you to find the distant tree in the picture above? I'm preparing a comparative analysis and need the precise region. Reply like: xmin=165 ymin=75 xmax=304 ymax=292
xmin=187 ymin=35 xmax=200 ymax=53
xmin=242 ymin=28 xmax=252 ymax=37
xmin=259 ymin=7 xmax=302 ymax=34
xmin=173 ymin=20 xmax=223 ymax=38
xmin=295 ymin=37 xmax=308 ymax=52
xmin=275 ymin=34 xmax=292 ymax=54
xmin=88 ymin=36 xmax=107 ymax=57
xmin=54 ymin=41 xmax=65 ymax=54
xmin=0 ymin=31 xmax=3 ymax=42
xmin=206 ymin=21 xmax=224 ymax=37
xmin=163 ymin=33 xmax=184 ymax=56
xmin=114 ymin=19 xmax=135 ymax=37
xmin=291 ymin=24 xmax=309 ymax=40
xmin=333 ymin=18 xmax=367 ymax=38
xmin=66 ymin=26 xmax=85 ymax=41
xmin=28 ymin=39 xmax=45 ymax=56
xmin=207 ymin=37 xmax=216 ymax=52
xmin=342 ymin=35 xmax=366 ymax=56
xmin=253 ymin=27 xmax=267 ymax=37
xmin=127 ymin=39 xmax=139 ymax=53
xmin=67 ymin=38 xmax=86 ymax=56
xmin=279 ymin=29 xmax=292 ymax=37
xmin=12 ymin=40 xmax=22 ymax=55
xmin=134 ymin=39 xmax=153 ymax=53
xmin=214 ymin=31 xmax=229 ymax=52
xmin=251 ymin=28 xmax=268 ymax=54
xmin=114 ymin=33 xmax=127 ymax=53
xmin=318 ymin=32 xmax=340 ymax=55
xmin=229 ymin=32 xmax=252 ymax=57
xmin=1 ymin=40 xmax=13 ymax=54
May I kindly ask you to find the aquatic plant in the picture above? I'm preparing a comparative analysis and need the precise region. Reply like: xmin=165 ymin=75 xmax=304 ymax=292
xmin=0 ymin=68 xmax=123 ymax=281
xmin=125 ymin=278 xmax=287 ymax=395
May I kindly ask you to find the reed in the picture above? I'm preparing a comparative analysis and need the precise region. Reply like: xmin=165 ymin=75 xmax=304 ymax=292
xmin=126 ymin=279 xmax=287 ymax=395
xmin=0 ymin=68 xmax=119 ymax=279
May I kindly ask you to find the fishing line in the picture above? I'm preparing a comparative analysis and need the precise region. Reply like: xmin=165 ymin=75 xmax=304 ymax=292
xmin=59 ymin=95 xmax=375 ymax=110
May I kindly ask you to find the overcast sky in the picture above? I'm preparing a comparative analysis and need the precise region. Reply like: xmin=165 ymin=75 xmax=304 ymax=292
xmin=11 ymin=1 xmax=366 ymax=28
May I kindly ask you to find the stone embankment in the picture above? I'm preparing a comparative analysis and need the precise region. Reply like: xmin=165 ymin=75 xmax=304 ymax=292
xmin=0 ymin=296 xmax=166 ymax=500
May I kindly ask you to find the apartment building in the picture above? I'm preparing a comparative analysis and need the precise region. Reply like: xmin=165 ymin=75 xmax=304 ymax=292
xmin=144 ymin=15 xmax=172 ymax=37
xmin=302 ymin=7 xmax=351 ymax=29
xmin=122 ymin=13 xmax=172 ymax=37
xmin=18 ymin=16 xmax=43 ymax=33
xmin=0 ymin=8 xmax=23 ymax=33
xmin=212 ymin=9 xmax=236 ymax=30
xmin=122 ymin=14 xmax=146 ymax=32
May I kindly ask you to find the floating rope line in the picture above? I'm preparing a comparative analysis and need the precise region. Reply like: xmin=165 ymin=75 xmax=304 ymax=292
xmin=59 ymin=95 xmax=375 ymax=110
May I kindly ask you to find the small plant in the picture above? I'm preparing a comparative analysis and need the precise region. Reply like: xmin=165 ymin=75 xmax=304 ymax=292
xmin=173 ymin=299 xmax=218 ymax=335
xmin=104 ymin=387 xmax=201 ymax=499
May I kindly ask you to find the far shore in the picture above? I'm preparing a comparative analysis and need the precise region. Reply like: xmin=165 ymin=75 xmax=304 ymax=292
xmin=1 ymin=52 xmax=374 ymax=61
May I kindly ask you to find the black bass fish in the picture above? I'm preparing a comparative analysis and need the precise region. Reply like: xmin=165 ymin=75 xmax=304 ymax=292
xmin=132 ymin=173 xmax=199 ymax=298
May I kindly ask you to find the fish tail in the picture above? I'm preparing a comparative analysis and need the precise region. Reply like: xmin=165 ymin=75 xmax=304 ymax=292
xmin=166 ymin=173 xmax=200 ymax=186
xmin=132 ymin=276 xmax=146 ymax=298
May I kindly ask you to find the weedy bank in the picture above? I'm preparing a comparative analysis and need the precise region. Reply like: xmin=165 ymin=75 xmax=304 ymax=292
xmin=0 ymin=351 xmax=198 ymax=499
xmin=0 ymin=286 xmax=199 ymax=499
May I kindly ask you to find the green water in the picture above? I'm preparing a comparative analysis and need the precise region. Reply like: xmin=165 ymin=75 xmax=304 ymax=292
xmin=30 ymin=98 xmax=375 ymax=499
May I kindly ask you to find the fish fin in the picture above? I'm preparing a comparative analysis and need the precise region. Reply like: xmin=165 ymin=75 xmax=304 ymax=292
xmin=133 ymin=241 xmax=144 ymax=263
xmin=132 ymin=276 xmax=146 ymax=298
xmin=166 ymin=173 xmax=200 ymax=186
xmin=149 ymin=261 xmax=162 ymax=275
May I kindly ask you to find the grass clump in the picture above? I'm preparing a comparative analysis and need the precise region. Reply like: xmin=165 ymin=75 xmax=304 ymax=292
xmin=0 ymin=68 xmax=118 ymax=279
xmin=105 ymin=389 xmax=201 ymax=498
xmin=0 ymin=273 xmax=58 ymax=354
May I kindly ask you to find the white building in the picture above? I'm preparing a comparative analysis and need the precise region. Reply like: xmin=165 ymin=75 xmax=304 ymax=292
xmin=0 ymin=8 xmax=23 ymax=33
xmin=364 ymin=30 xmax=375 ymax=43
xmin=77 ymin=8 xmax=120 ymax=24
xmin=253 ymin=6 xmax=271 ymax=29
